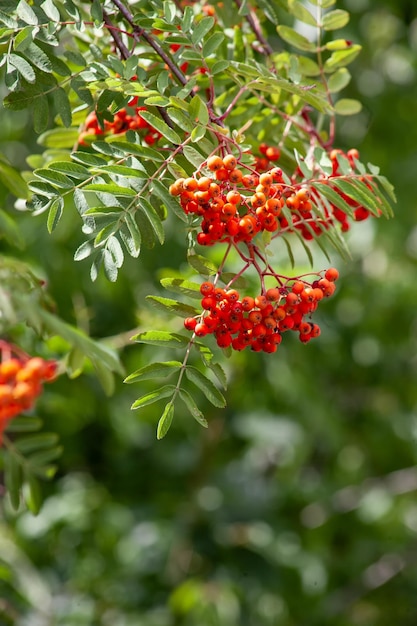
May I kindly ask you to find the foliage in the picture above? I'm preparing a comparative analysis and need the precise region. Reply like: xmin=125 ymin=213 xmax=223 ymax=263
xmin=0 ymin=0 xmax=414 ymax=623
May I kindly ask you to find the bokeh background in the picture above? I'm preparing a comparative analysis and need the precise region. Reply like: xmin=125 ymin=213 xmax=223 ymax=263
xmin=1 ymin=0 xmax=417 ymax=624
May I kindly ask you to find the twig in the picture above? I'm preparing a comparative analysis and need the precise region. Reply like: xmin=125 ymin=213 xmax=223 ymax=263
xmin=234 ymin=0 xmax=273 ymax=56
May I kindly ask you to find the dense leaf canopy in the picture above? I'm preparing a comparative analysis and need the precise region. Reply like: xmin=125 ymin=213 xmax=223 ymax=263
xmin=0 ymin=0 xmax=416 ymax=624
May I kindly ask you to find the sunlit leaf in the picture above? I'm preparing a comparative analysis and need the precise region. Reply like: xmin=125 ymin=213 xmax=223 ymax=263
xmin=157 ymin=401 xmax=174 ymax=439
xmin=185 ymin=366 xmax=226 ymax=407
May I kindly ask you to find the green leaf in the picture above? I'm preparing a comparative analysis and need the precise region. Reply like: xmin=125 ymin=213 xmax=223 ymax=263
xmin=288 ymin=0 xmax=317 ymax=26
xmin=330 ymin=178 xmax=382 ymax=217
xmin=5 ymin=417 xmax=42 ymax=433
xmin=93 ymin=358 xmax=115 ymax=396
xmin=211 ymin=60 xmax=229 ymax=75
xmin=276 ymin=26 xmax=316 ymax=52
xmin=311 ymin=181 xmax=355 ymax=219
xmin=182 ymin=145 xmax=205 ymax=169
xmin=152 ymin=179 xmax=188 ymax=223
xmin=334 ymin=98 xmax=362 ymax=115
xmin=160 ymin=277 xmax=202 ymax=299
xmin=15 ymin=433 xmax=59 ymax=454
xmin=207 ymin=361 xmax=227 ymax=389
xmin=71 ymin=151 xmax=108 ymax=167
xmin=48 ymin=161 xmax=90 ymax=181
xmin=146 ymin=295 xmax=199 ymax=318
xmin=51 ymin=87 xmax=72 ymax=127
xmin=25 ymin=42 xmax=53 ymax=73
xmin=187 ymin=252 xmax=217 ymax=276
xmin=189 ymin=94 xmax=209 ymax=125
xmin=157 ymin=402 xmax=174 ymax=439
xmin=322 ymin=9 xmax=350 ymax=31
xmin=34 ymin=308 xmax=123 ymax=375
xmin=46 ymin=196 xmax=64 ymax=233
xmin=185 ymin=366 xmax=226 ymax=408
xmin=137 ymin=197 xmax=165 ymax=245
xmin=74 ymin=241 xmax=93 ymax=261
xmin=325 ymin=39 xmax=354 ymax=51
xmin=202 ymin=32 xmax=225 ymax=57
xmin=190 ymin=125 xmax=206 ymax=143
xmin=23 ymin=474 xmax=42 ymax=516
xmin=120 ymin=212 xmax=141 ymax=257
xmin=182 ymin=5 xmax=193 ymax=31
xmin=327 ymin=67 xmax=351 ymax=93
xmin=8 ymin=53 xmax=36 ymax=83
xmin=0 ymin=10 xmax=19 ymax=28
xmin=139 ymin=111 xmax=181 ymax=144
xmin=131 ymin=385 xmax=175 ymax=410
xmin=34 ymin=168 xmax=73 ymax=188
xmin=84 ymin=183 xmax=136 ymax=196
xmin=4 ymin=449 xmax=22 ymax=510
xmin=106 ymin=235 xmax=124 ymax=269
xmin=41 ymin=0 xmax=61 ymax=21
xmin=0 ymin=208 xmax=24 ymax=248
xmin=14 ymin=26 xmax=34 ymax=52
xmin=16 ymin=0 xmax=38 ymax=25
xmin=38 ymin=128 xmax=79 ymax=148
xmin=179 ymin=388 xmax=208 ymax=427
xmin=0 ymin=156 xmax=29 ymax=198
xmin=131 ymin=330 xmax=190 ymax=348
xmin=33 ymin=94 xmax=49 ymax=133
xmin=257 ymin=0 xmax=279 ymax=23
xmin=324 ymin=46 xmax=362 ymax=71
xmin=91 ymin=0 xmax=103 ymax=23
xmin=110 ymin=141 xmax=165 ymax=162
xmin=125 ymin=360 xmax=182 ymax=383
xmin=191 ymin=16 xmax=215 ymax=45
xmin=28 ymin=446 xmax=63 ymax=466
xmin=73 ymin=188 xmax=90 ymax=215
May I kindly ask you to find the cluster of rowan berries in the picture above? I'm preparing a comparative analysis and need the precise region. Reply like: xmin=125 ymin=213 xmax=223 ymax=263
xmin=169 ymin=148 xmax=373 ymax=247
xmin=284 ymin=147 xmax=372 ymax=238
xmin=78 ymin=99 xmax=161 ymax=147
xmin=183 ymin=268 xmax=338 ymax=353
xmin=254 ymin=143 xmax=281 ymax=172
xmin=0 ymin=345 xmax=57 ymax=442
xmin=169 ymin=153 xmax=286 ymax=245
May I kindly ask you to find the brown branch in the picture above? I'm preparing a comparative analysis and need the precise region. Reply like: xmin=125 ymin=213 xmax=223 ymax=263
xmin=110 ymin=0 xmax=189 ymax=87
xmin=103 ymin=9 xmax=130 ymax=60
xmin=234 ymin=0 xmax=273 ymax=56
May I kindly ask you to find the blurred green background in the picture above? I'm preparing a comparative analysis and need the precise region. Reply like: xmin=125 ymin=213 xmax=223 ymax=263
xmin=1 ymin=0 xmax=417 ymax=624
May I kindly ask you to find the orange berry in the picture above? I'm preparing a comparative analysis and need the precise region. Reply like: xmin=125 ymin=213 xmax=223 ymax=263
xmin=265 ymin=198 xmax=282 ymax=216
xmin=325 ymin=267 xmax=339 ymax=282
xmin=222 ymin=154 xmax=237 ymax=170
xmin=0 ymin=359 xmax=22 ymax=384
xmin=221 ymin=203 xmax=237 ymax=219
xmin=207 ymin=155 xmax=224 ymax=171
xmin=266 ymin=288 xmax=280 ymax=302
xmin=228 ymin=168 xmax=243 ymax=184
xmin=226 ymin=190 xmax=241 ymax=205
xmin=248 ymin=310 xmax=263 ymax=324
xmin=215 ymin=168 xmax=229 ymax=181
xmin=242 ymin=174 xmax=258 ymax=188
xmin=241 ymin=296 xmax=255 ymax=311
xmin=254 ymin=295 xmax=268 ymax=309
xmin=183 ymin=177 xmax=198 ymax=192
xmin=291 ymin=281 xmax=304 ymax=295
xmin=197 ymin=176 xmax=212 ymax=191
xmin=265 ymin=146 xmax=280 ymax=161
xmin=259 ymin=173 xmax=273 ymax=187
xmin=169 ymin=179 xmax=184 ymax=196
xmin=0 ymin=384 xmax=13 ymax=408
xmin=251 ymin=192 xmax=266 ymax=208
xmin=200 ymin=281 xmax=214 ymax=296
